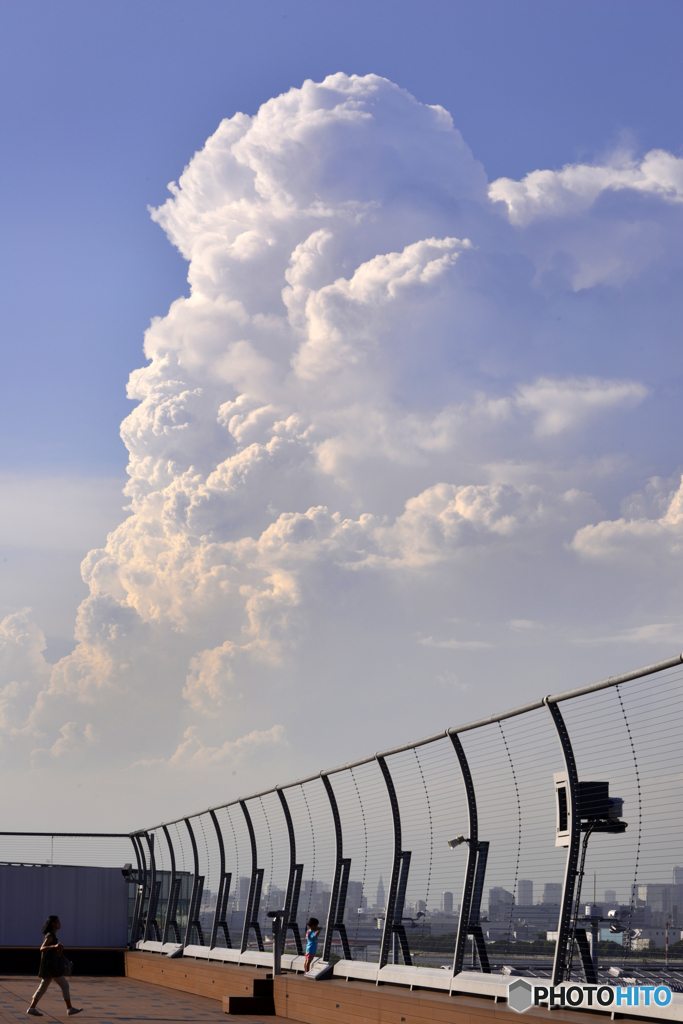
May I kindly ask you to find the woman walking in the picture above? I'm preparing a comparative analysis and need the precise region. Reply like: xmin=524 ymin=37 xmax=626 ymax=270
xmin=27 ymin=916 xmax=82 ymax=1016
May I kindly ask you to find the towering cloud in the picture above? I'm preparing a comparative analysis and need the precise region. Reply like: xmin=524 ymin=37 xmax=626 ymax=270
xmin=2 ymin=74 xmax=682 ymax=819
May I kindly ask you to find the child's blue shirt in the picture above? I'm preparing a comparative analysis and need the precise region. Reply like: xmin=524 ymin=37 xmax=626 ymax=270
xmin=306 ymin=928 xmax=319 ymax=954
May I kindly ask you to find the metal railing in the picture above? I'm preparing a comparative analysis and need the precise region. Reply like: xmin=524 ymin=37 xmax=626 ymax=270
xmin=127 ymin=653 xmax=683 ymax=991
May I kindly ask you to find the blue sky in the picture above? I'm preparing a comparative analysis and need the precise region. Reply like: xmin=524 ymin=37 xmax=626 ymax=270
xmin=3 ymin=0 xmax=682 ymax=474
xmin=2 ymin=1 xmax=683 ymax=828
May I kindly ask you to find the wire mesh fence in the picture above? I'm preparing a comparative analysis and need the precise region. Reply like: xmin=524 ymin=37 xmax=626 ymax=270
xmin=3 ymin=654 xmax=683 ymax=988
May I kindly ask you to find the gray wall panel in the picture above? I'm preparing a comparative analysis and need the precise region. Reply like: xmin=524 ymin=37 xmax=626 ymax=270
xmin=0 ymin=865 xmax=128 ymax=946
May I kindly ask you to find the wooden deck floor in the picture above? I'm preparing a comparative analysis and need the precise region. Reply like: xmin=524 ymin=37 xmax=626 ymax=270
xmin=0 ymin=976 xmax=285 ymax=1024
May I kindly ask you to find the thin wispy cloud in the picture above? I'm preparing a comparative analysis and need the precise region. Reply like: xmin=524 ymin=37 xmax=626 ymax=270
xmin=419 ymin=637 xmax=494 ymax=650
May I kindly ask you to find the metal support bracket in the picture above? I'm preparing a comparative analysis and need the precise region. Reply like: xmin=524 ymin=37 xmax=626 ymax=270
xmin=240 ymin=801 xmax=264 ymax=952
xmin=377 ymin=756 xmax=412 ymax=969
xmin=392 ymin=850 xmax=413 ymax=965
xmin=545 ymin=698 xmax=582 ymax=985
xmin=467 ymin=841 xmax=491 ymax=972
xmin=322 ymin=775 xmax=352 ymax=961
xmin=161 ymin=825 xmax=181 ymax=944
xmin=184 ymin=818 xmax=205 ymax=947
xmin=208 ymin=810 xmax=232 ymax=949
xmin=277 ymin=788 xmax=304 ymax=955
xmin=574 ymin=928 xmax=598 ymax=984
xmin=449 ymin=734 xmax=492 ymax=975
xmin=143 ymin=833 xmax=160 ymax=942
xmin=129 ymin=833 xmax=146 ymax=946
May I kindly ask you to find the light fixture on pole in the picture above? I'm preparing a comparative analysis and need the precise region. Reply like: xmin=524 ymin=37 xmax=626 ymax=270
xmin=447 ymin=835 xmax=469 ymax=849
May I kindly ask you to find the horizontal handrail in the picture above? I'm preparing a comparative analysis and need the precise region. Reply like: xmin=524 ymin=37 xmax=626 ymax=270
xmin=0 ymin=831 xmax=132 ymax=838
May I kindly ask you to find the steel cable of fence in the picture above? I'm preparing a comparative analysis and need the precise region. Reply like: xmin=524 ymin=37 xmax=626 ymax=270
xmin=193 ymin=814 xmax=214 ymax=945
xmin=247 ymin=792 xmax=290 ymax=948
xmin=382 ymin=747 xmax=434 ymax=967
xmin=215 ymin=804 xmax=243 ymax=947
xmin=615 ymin=682 xmax=642 ymax=971
xmin=287 ymin=783 xmax=317 ymax=940
xmin=335 ymin=758 xmax=394 ymax=964
xmin=558 ymin=667 xmax=683 ymax=973
xmin=498 ymin=720 xmax=522 ymax=967
xmin=349 ymin=767 xmax=369 ymax=960
xmin=458 ymin=707 xmax=565 ymax=967
xmin=413 ymin=748 xmax=434 ymax=962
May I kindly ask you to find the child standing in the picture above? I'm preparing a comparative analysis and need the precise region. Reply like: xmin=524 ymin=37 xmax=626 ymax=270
xmin=304 ymin=917 xmax=321 ymax=973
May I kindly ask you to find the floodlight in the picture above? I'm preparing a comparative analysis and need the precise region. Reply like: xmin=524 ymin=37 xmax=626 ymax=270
xmin=447 ymin=835 xmax=468 ymax=848
xmin=553 ymin=772 xmax=627 ymax=847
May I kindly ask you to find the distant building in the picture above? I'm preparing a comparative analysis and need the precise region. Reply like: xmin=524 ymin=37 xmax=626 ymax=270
xmin=376 ymin=876 xmax=385 ymax=909
xmin=604 ymin=889 xmax=617 ymax=904
xmin=297 ymin=879 xmax=332 ymax=924
xmin=406 ymin=899 xmax=426 ymax=916
xmin=261 ymin=884 xmax=285 ymax=913
xmin=518 ymin=880 xmax=533 ymax=906
xmin=636 ymin=883 xmax=683 ymax=919
xmin=499 ymin=901 xmax=562 ymax=934
xmin=674 ymin=867 xmax=683 ymax=885
xmin=542 ymin=883 xmax=563 ymax=904
xmin=345 ymin=880 xmax=365 ymax=918
xmin=238 ymin=876 xmax=250 ymax=911
xmin=442 ymin=891 xmax=454 ymax=914
xmin=629 ymin=926 xmax=683 ymax=949
xmin=488 ymin=887 xmax=514 ymax=920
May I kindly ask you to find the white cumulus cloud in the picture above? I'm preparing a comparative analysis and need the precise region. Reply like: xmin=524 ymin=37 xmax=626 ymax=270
xmin=3 ymin=73 xmax=683 ymax=822
xmin=515 ymin=377 xmax=647 ymax=436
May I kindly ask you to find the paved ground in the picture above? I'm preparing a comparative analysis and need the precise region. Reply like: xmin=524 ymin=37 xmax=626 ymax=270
xmin=0 ymin=977 xmax=285 ymax=1024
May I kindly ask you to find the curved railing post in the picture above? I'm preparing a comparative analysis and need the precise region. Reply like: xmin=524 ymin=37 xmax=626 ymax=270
xmin=545 ymin=698 xmax=582 ymax=985
xmin=129 ymin=833 xmax=145 ymax=946
xmin=161 ymin=825 xmax=181 ymax=944
xmin=142 ymin=832 xmax=160 ymax=941
xmin=133 ymin=833 xmax=150 ymax=944
xmin=276 ymin=788 xmax=303 ymax=955
xmin=376 ymin=756 xmax=412 ymax=968
xmin=209 ymin=810 xmax=232 ymax=949
xmin=184 ymin=818 xmax=205 ymax=946
xmin=449 ymin=733 xmax=490 ymax=975
xmin=239 ymin=801 xmax=264 ymax=952
xmin=321 ymin=774 xmax=352 ymax=962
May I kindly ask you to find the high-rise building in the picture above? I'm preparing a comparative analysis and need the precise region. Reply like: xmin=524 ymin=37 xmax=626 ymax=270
xmin=674 ymin=867 xmax=683 ymax=885
xmin=604 ymin=889 xmax=617 ymax=904
xmin=238 ymin=876 xmax=251 ymax=911
xmin=442 ymin=891 xmax=454 ymax=914
xmin=637 ymin=884 xmax=683 ymax=915
xmin=488 ymin=887 xmax=514 ymax=920
xmin=542 ymin=883 xmax=563 ymax=904
xmin=518 ymin=880 xmax=533 ymax=905
xmin=345 ymin=880 xmax=364 ymax=917
xmin=376 ymin=876 xmax=386 ymax=908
